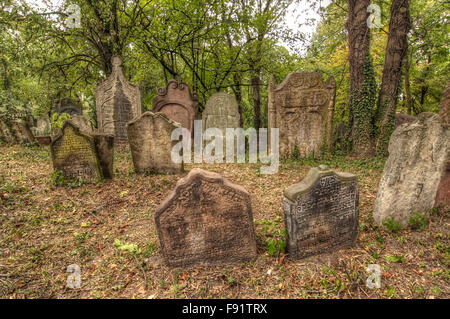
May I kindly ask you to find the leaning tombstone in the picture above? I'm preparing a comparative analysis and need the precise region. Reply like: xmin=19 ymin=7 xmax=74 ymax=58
xmin=373 ymin=113 xmax=449 ymax=227
xmin=127 ymin=112 xmax=183 ymax=174
xmin=50 ymin=121 xmax=105 ymax=181
xmin=152 ymin=80 xmax=197 ymax=135
xmin=96 ymin=55 xmax=142 ymax=145
xmin=92 ymin=133 xmax=115 ymax=179
xmin=9 ymin=119 xmax=35 ymax=144
xmin=283 ymin=165 xmax=359 ymax=259
xmin=268 ymin=72 xmax=336 ymax=157
xmin=155 ymin=168 xmax=258 ymax=267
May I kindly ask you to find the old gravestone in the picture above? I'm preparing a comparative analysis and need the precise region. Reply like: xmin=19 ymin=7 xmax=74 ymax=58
xmin=152 ymin=80 xmax=197 ymax=135
xmin=268 ymin=72 xmax=336 ymax=157
xmin=155 ymin=168 xmax=257 ymax=267
xmin=0 ymin=118 xmax=16 ymax=144
xmin=55 ymin=98 xmax=82 ymax=116
xmin=69 ymin=115 xmax=93 ymax=134
xmin=283 ymin=165 xmax=359 ymax=259
xmin=127 ymin=112 xmax=183 ymax=174
xmin=51 ymin=121 xmax=114 ymax=180
xmin=373 ymin=113 xmax=449 ymax=227
xmin=96 ymin=55 xmax=142 ymax=144
xmin=9 ymin=119 xmax=35 ymax=144
xmin=436 ymin=85 xmax=450 ymax=208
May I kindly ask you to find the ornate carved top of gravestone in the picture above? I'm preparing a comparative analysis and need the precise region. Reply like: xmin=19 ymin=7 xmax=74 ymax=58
xmin=440 ymin=82 xmax=450 ymax=126
xmin=51 ymin=121 xmax=102 ymax=181
xmin=268 ymin=72 xmax=336 ymax=157
xmin=96 ymin=55 xmax=142 ymax=144
xmin=155 ymin=168 xmax=257 ymax=267
xmin=127 ymin=112 xmax=183 ymax=174
xmin=152 ymin=80 xmax=197 ymax=134
xmin=55 ymin=98 xmax=82 ymax=116
xmin=373 ymin=113 xmax=449 ymax=227
xmin=283 ymin=165 xmax=359 ymax=259
xmin=202 ymin=92 xmax=240 ymax=131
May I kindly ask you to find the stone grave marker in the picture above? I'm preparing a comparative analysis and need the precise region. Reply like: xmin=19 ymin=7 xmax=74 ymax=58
xmin=55 ymin=98 xmax=82 ymax=116
xmin=155 ymin=168 xmax=257 ymax=267
xmin=283 ymin=165 xmax=359 ymax=259
xmin=152 ymin=80 xmax=197 ymax=135
xmin=268 ymin=72 xmax=336 ymax=157
xmin=92 ymin=133 xmax=115 ymax=179
xmin=9 ymin=119 xmax=35 ymax=144
xmin=127 ymin=112 xmax=183 ymax=174
xmin=96 ymin=55 xmax=142 ymax=144
xmin=51 ymin=121 xmax=103 ymax=181
xmin=373 ymin=113 xmax=449 ymax=227
xmin=0 ymin=118 xmax=16 ymax=144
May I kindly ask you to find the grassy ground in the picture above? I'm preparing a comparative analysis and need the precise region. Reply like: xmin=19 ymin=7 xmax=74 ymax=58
xmin=0 ymin=144 xmax=448 ymax=299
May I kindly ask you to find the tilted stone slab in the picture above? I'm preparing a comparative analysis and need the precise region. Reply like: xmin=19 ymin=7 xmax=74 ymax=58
xmin=96 ymin=55 xmax=142 ymax=144
xmin=373 ymin=113 xmax=449 ymax=227
xmin=152 ymin=80 xmax=197 ymax=135
xmin=268 ymin=72 xmax=336 ymax=157
xmin=155 ymin=168 xmax=257 ymax=267
xmin=283 ymin=165 xmax=359 ymax=259
xmin=127 ymin=112 xmax=183 ymax=174
xmin=51 ymin=121 xmax=103 ymax=181
xmin=9 ymin=119 xmax=35 ymax=144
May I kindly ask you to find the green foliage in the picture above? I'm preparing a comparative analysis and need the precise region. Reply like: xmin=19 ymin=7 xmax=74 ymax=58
xmin=409 ymin=211 xmax=427 ymax=231
xmin=256 ymin=216 xmax=286 ymax=257
xmin=51 ymin=170 xmax=66 ymax=187
xmin=385 ymin=255 xmax=405 ymax=263
xmin=51 ymin=113 xmax=71 ymax=130
xmin=382 ymin=218 xmax=403 ymax=233
xmin=113 ymin=238 xmax=141 ymax=256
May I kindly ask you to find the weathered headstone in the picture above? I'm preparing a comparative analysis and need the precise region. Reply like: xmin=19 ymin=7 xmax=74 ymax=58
xmin=395 ymin=113 xmax=417 ymax=128
xmin=92 ymin=133 xmax=115 ymax=179
xmin=152 ymin=80 xmax=197 ymax=135
xmin=268 ymin=72 xmax=336 ymax=157
xmin=127 ymin=112 xmax=183 ymax=174
xmin=51 ymin=121 xmax=102 ymax=181
xmin=440 ymin=82 xmax=450 ymax=126
xmin=155 ymin=168 xmax=257 ymax=267
xmin=55 ymin=98 xmax=82 ymax=116
xmin=283 ymin=165 xmax=359 ymax=259
xmin=96 ymin=55 xmax=142 ymax=144
xmin=9 ymin=119 xmax=35 ymax=144
xmin=69 ymin=115 xmax=93 ymax=134
xmin=373 ymin=113 xmax=449 ymax=227
xmin=0 ymin=118 xmax=16 ymax=144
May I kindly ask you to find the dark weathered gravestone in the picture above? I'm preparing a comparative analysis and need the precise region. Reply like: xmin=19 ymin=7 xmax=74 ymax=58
xmin=51 ymin=121 xmax=102 ymax=181
xmin=92 ymin=133 xmax=115 ymax=179
xmin=55 ymin=98 xmax=82 ymax=116
xmin=373 ymin=113 xmax=449 ymax=227
xmin=152 ymin=80 xmax=197 ymax=135
xmin=283 ymin=165 xmax=359 ymax=259
xmin=155 ymin=168 xmax=257 ymax=267
xmin=96 ymin=55 xmax=142 ymax=144
xmin=127 ymin=112 xmax=183 ymax=174
xmin=268 ymin=72 xmax=336 ymax=157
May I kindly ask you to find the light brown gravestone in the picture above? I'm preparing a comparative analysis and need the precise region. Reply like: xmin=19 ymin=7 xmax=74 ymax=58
xmin=69 ymin=115 xmax=93 ymax=134
xmin=127 ymin=112 xmax=183 ymax=174
xmin=51 ymin=121 xmax=102 ymax=181
xmin=268 ymin=72 xmax=336 ymax=157
xmin=96 ymin=55 xmax=142 ymax=144
xmin=373 ymin=113 xmax=449 ymax=227
xmin=283 ymin=165 xmax=359 ymax=259
xmin=152 ymin=80 xmax=197 ymax=135
xmin=155 ymin=168 xmax=257 ymax=267
xmin=436 ymin=85 xmax=450 ymax=208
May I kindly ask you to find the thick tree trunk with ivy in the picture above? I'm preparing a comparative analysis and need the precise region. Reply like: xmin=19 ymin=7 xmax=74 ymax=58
xmin=347 ymin=0 xmax=375 ymax=157
xmin=376 ymin=0 xmax=411 ymax=155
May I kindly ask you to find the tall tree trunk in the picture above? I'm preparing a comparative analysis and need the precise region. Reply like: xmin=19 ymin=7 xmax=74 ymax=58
xmin=404 ymin=47 xmax=413 ymax=115
xmin=251 ymin=75 xmax=261 ymax=129
xmin=347 ymin=0 xmax=374 ymax=157
xmin=376 ymin=0 xmax=411 ymax=155
xmin=232 ymin=73 xmax=244 ymax=127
